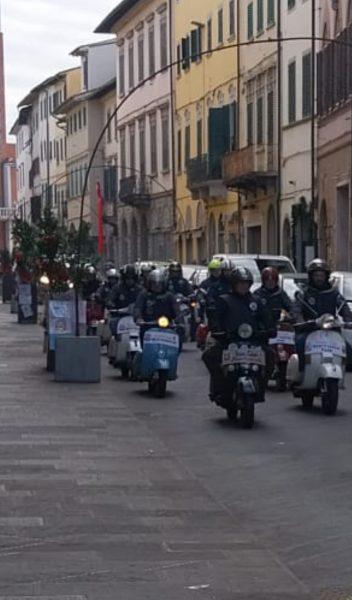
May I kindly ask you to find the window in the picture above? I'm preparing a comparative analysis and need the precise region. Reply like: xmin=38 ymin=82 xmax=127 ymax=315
xmin=197 ymin=119 xmax=202 ymax=157
xmin=177 ymin=44 xmax=181 ymax=75
xmin=83 ymin=106 xmax=87 ymax=127
xmin=78 ymin=110 xmax=82 ymax=129
xmin=119 ymin=48 xmax=125 ymax=95
xmin=129 ymin=123 xmax=135 ymax=172
xmin=302 ymin=52 xmax=312 ymax=118
xmin=256 ymin=96 xmax=263 ymax=144
xmin=230 ymin=101 xmax=238 ymax=150
xmin=288 ymin=60 xmax=296 ymax=123
xmin=120 ymin=129 xmax=126 ymax=178
xmin=207 ymin=18 xmax=212 ymax=52
xmin=138 ymin=34 xmax=144 ymax=82
xmin=182 ymin=35 xmax=190 ymax=69
xmin=139 ymin=119 xmax=146 ymax=174
xmin=49 ymin=141 xmax=53 ymax=160
xmin=83 ymin=56 xmax=88 ymax=90
xmin=73 ymin=113 xmax=77 ymax=132
xmin=149 ymin=25 xmax=155 ymax=77
xmin=107 ymin=110 xmax=112 ymax=143
xmin=161 ymin=108 xmax=170 ymax=172
xmin=229 ymin=0 xmax=235 ymax=36
xmin=177 ymin=129 xmax=182 ymax=172
xmin=247 ymin=101 xmax=253 ymax=145
xmin=60 ymin=138 xmax=63 ymax=161
xmin=128 ymin=40 xmax=134 ymax=90
xmin=218 ymin=8 xmax=224 ymax=44
xmin=160 ymin=17 xmax=168 ymax=70
xmin=150 ymin=113 xmax=158 ymax=174
xmin=267 ymin=0 xmax=275 ymax=25
xmin=267 ymin=90 xmax=274 ymax=144
xmin=257 ymin=0 xmax=264 ymax=33
xmin=288 ymin=0 xmax=295 ymax=9
xmin=184 ymin=124 xmax=191 ymax=167
xmin=40 ymin=141 xmax=43 ymax=162
xmin=247 ymin=3 xmax=254 ymax=39
xmin=191 ymin=27 xmax=202 ymax=61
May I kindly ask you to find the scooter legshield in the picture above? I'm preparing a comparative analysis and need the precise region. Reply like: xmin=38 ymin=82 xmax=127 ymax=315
xmin=140 ymin=328 xmax=179 ymax=381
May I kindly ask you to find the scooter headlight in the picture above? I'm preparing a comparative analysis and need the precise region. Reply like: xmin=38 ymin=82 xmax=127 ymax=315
xmin=238 ymin=323 xmax=253 ymax=339
xmin=158 ymin=316 xmax=169 ymax=328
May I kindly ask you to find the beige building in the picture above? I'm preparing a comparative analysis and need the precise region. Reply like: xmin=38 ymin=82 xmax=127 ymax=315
xmin=317 ymin=0 xmax=352 ymax=269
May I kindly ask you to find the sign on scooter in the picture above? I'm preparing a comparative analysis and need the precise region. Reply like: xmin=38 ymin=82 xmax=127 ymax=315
xmin=222 ymin=344 xmax=265 ymax=366
xmin=305 ymin=331 xmax=346 ymax=357
xmin=269 ymin=331 xmax=295 ymax=346
xmin=117 ymin=316 xmax=139 ymax=335
xmin=144 ymin=330 xmax=179 ymax=349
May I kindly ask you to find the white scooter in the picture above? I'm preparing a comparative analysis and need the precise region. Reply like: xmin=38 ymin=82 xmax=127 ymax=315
xmin=107 ymin=307 xmax=141 ymax=379
xmin=287 ymin=313 xmax=349 ymax=415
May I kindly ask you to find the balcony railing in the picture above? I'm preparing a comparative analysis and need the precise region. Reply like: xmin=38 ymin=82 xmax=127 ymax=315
xmin=222 ymin=145 xmax=277 ymax=193
xmin=119 ymin=175 xmax=151 ymax=208
xmin=0 ymin=207 xmax=14 ymax=221
xmin=186 ymin=154 xmax=222 ymax=190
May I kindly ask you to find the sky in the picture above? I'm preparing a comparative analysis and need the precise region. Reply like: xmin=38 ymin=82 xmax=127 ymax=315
xmin=2 ymin=0 xmax=120 ymax=139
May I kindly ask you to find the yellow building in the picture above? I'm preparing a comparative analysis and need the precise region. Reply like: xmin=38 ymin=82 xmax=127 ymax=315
xmin=174 ymin=0 xmax=239 ymax=264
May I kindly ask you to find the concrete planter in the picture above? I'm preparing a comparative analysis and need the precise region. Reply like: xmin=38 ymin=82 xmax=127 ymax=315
xmin=55 ymin=336 xmax=101 ymax=383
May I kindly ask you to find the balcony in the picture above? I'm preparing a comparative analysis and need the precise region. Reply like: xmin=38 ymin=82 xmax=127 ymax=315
xmin=0 ymin=207 xmax=14 ymax=221
xmin=222 ymin=145 xmax=277 ymax=194
xmin=186 ymin=154 xmax=227 ymax=201
xmin=119 ymin=175 xmax=151 ymax=208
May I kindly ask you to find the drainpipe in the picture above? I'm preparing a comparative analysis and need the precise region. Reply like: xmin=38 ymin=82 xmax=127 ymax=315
xmin=276 ymin=0 xmax=282 ymax=254
xmin=311 ymin=0 xmax=317 ymax=256
xmin=237 ymin=0 xmax=242 ymax=252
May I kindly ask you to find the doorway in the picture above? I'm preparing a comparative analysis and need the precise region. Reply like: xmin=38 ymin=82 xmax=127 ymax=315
xmin=336 ymin=185 xmax=349 ymax=270
xmin=247 ymin=226 xmax=262 ymax=253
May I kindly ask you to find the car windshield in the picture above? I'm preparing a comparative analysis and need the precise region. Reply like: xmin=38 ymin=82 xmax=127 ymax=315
xmin=230 ymin=258 xmax=261 ymax=282
xmin=256 ymin=258 xmax=296 ymax=274
xmin=283 ymin=278 xmax=307 ymax=300
xmin=182 ymin=266 xmax=197 ymax=281
xmin=343 ymin=277 xmax=352 ymax=300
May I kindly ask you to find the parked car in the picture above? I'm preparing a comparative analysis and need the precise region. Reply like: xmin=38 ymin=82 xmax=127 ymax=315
xmin=330 ymin=271 xmax=352 ymax=368
xmin=213 ymin=254 xmax=296 ymax=292
xmin=280 ymin=273 xmax=308 ymax=301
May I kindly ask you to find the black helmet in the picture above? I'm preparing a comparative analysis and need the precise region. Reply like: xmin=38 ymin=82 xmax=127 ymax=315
xmin=220 ymin=258 xmax=233 ymax=279
xmin=307 ymin=258 xmax=330 ymax=275
xmin=148 ymin=268 xmax=166 ymax=294
xmin=121 ymin=264 xmax=137 ymax=281
xmin=169 ymin=261 xmax=182 ymax=278
xmin=229 ymin=266 xmax=254 ymax=287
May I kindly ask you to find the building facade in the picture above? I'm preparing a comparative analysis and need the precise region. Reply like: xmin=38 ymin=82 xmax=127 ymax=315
xmin=174 ymin=0 xmax=239 ymax=264
xmin=96 ymin=0 xmax=174 ymax=263
xmin=317 ymin=0 xmax=352 ymax=269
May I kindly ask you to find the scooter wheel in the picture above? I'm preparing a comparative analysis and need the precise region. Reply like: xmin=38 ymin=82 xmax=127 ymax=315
xmin=154 ymin=371 xmax=168 ymax=398
xmin=121 ymin=366 xmax=130 ymax=379
xmin=226 ymin=406 xmax=238 ymax=421
xmin=276 ymin=363 xmax=287 ymax=392
xmin=240 ymin=404 xmax=255 ymax=429
xmin=301 ymin=392 xmax=314 ymax=409
xmin=321 ymin=379 xmax=339 ymax=415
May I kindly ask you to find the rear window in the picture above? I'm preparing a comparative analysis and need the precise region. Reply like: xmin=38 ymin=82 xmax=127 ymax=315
xmin=256 ymin=258 xmax=295 ymax=274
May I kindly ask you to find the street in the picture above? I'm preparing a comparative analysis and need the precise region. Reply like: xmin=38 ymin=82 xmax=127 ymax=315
xmin=0 ymin=304 xmax=352 ymax=599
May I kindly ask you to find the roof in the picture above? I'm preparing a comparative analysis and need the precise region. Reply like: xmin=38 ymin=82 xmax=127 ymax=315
xmin=9 ymin=105 xmax=32 ymax=135
xmin=95 ymin=0 xmax=141 ymax=33
xmin=54 ymin=78 xmax=116 ymax=115
xmin=18 ymin=67 xmax=78 ymax=108
xmin=70 ymin=39 xmax=115 ymax=56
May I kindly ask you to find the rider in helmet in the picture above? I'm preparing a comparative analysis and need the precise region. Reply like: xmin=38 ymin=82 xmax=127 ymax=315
xmin=134 ymin=269 xmax=179 ymax=341
xmin=295 ymin=258 xmax=352 ymax=370
xmin=98 ymin=267 xmax=119 ymax=309
xmin=203 ymin=266 xmax=273 ymax=402
xmin=166 ymin=261 xmax=193 ymax=297
xmin=81 ymin=264 xmax=101 ymax=301
xmin=254 ymin=267 xmax=293 ymax=323
xmin=109 ymin=264 xmax=141 ymax=310
xmin=200 ymin=259 xmax=222 ymax=293
xmin=140 ymin=263 xmax=156 ymax=289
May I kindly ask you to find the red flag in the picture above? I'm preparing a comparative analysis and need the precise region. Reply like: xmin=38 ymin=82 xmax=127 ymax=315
xmin=96 ymin=181 xmax=104 ymax=256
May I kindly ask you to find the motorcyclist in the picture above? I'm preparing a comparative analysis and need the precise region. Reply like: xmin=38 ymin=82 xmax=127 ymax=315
xmin=254 ymin=267 xmax=293 ymax=324
xmin=199 ymin=259 xmax=222 ymax=295
xmin=295 ymin=258 xmax=352 ymax=370
xmin=81 ymin=264 xmax=101 ymax=301
xmin=109 ymin=264 xmax=141 ymax=310
xmin=166 ymin=262 xmax=193 ymax=297
xmin=98 ymin=267 xmax=119 ymax=309
xmin=140 ymin=263 xmax=155 ymax=289
xmin=134 ymin=269 xmax=179 ymax=343
xmin=203 ymin=267 xmax=273 ymax=402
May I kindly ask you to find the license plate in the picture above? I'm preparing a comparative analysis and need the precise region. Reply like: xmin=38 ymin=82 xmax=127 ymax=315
xmin=222 ymin=344 xmax=265 ymax=366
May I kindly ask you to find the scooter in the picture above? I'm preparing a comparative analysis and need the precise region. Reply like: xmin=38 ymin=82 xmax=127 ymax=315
xmin=268 ymin=311 xmax=295 ymax=391
xmin=133 ymin=317 xmax=179 ymax=398
xmin=211 ymin=328 xmax=266 ymax=429
xmin=287 ymin=313 xmax=349 ymax=415
xmin=86 ymin=295 xmax=105 ymax=338
xmin=107 ymin=307 xmax=141 ymax=379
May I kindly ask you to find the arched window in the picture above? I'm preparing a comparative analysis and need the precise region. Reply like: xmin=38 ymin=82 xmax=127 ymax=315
xmin=282 ymin=218 xmax=291 ymax=258
xmin=267 ymin=205 xmax=276 ymax=254
xmin=218 ymin=214 xmax=225 ymax=253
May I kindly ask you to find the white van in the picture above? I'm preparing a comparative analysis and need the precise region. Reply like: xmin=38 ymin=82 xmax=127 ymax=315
xmin=213 ymin=254 xmax=296 ymax=289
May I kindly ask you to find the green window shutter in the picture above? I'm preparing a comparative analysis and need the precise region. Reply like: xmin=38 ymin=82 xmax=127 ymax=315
xmin=208 ymin=106 xmax=230 ymax=178
xmin=191 ymin=28 xmax=202 ymax=61
xmin=182 ymin=36 xmax=190 ymax=69
xmin=247 ymin=2 xmax=254 ymax=39
xmin=267 ymin=0 xmax=275 ymax=25
xmin=267 ymin=90 xmax=274 ymax=144
xmin=257 ymin=96 xmax=263 ymax=144
xmin=247 ymin=102 xmax=253 ymax=145
xmin=197 ymin=119 xmax=202 ymax=157
xmin=302 ymin=52 xmax=312 ymax=117
xmin=257 ymin=0 xmax=264 ymax=33
xmin=229 ymin=101 xmax=238 ymax=150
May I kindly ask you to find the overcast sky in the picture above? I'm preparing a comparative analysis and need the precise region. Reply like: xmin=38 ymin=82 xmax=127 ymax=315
xmin=2 ymin=0 xmax=120 ymax=139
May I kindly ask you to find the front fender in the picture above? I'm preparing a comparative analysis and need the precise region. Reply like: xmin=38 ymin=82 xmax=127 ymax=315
xmin=238 ymin=376 xmax=257 ymax=394
xmin=319 ymin=363 xmax=343 ymax=380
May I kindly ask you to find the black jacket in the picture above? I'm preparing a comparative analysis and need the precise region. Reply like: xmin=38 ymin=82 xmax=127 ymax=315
xmin=254 ymin=286 xmax=293 ymax=323
xmin=211 ymin=291 xmax=274 ymax=340
xmin=109 ymin=282 xmax=142 ymax=310
xmin=134 ymin=290 xmax=179 ymax=323
xmin=166 ymin=277 xmax=193 ymax=297
xmin=298 ymin=284 xmax=352 ymax=322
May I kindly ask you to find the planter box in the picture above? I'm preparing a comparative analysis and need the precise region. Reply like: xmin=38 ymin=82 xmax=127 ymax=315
xmin=55 ymin=336 xmax=101 ymax=383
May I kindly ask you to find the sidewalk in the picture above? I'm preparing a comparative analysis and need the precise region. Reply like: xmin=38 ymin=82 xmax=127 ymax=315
xmin=0 ymin=304 xmax=311 ymax=599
